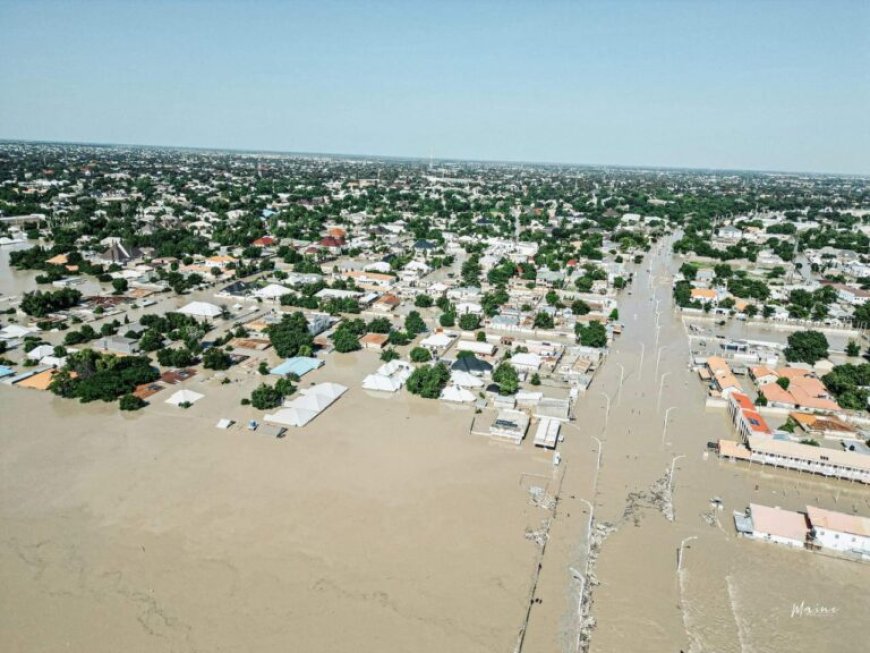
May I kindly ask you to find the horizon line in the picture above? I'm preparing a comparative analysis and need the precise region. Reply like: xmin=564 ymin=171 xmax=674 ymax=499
xmin=1 ymin=137 xmax=868 ymax=180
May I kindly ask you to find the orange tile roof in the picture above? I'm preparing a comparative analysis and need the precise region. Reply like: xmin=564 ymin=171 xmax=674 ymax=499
xmin=760 ymin=382 xmax=794 ymax=405
xmin=731 ymin=392 xmax=755 ymax=411
xmin=16 ymin=369 xmax=75 ymax=391
xmin=360 ymin=333 xmax=389 ymax=345
xmin=707 ymin=356 xmax=731 ymax=374
xmin=750 ymin=365 xmax=776 ymax=380
xmin=742 ymin=409 xmax=772 ymax=434
xmin=715 ymin=372 xmax=742 ymax=392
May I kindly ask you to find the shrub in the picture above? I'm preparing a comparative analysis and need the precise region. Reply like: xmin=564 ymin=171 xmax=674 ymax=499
xmin=119 ymin=394 xmax=147 ymax=411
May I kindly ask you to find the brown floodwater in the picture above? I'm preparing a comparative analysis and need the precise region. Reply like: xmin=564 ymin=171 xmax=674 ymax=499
xmin=520 ymin=239 xmax=869 ymax=653
xmin=1 ymin=240 xmax=868 ymax=653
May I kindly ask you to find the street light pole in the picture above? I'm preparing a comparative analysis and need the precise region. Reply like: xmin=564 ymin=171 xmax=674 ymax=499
xmin=669 ymin=454 xmax=685 ymax=496
xmin=591 ymin=435 xmax=603 ymax=474
xmin=574 ymin=495 xmax=595 ymax=652
xmin=657 ymin=371 xmax=671 ymax=412
xmin=662 ymin=406 xmax=676 ymax=447
xmin=599 ymin=391 xmax=611 ymax=428
xmin=616 ymin=362 xmax=625 ymax=404
xmin=677 ymin=536 xmax=698 ymax=572
xmin=655 ymin=346 xmax=668 ymax=378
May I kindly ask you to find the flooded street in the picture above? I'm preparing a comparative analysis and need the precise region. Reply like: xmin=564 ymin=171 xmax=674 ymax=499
xmin=523 ymin=239 xmax=869 ymax=653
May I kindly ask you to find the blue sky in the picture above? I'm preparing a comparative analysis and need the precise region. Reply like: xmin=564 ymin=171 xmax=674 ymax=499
xmin=1 ymin=0 xmax=868 ymax=173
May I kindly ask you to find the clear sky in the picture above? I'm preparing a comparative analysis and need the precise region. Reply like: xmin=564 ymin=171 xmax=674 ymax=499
xmin=1 ymin=0 xmax=868 ymax=174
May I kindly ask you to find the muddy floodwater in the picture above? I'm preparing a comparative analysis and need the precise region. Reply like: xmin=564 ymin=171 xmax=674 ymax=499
xmin=1 ymin=240 xmax=868 ymax=652
xmin=520 ymin=241 xmax=869 ymax=653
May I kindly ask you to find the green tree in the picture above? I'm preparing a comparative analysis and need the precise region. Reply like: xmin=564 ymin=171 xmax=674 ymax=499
xmin=332 ymin=325 xmax=361 ymax=353
xmin=405 ymin=311 xmax=427 ymax=336
xmin=571 ymin=299 xmax=591 ymax=315
xmin=458 ymin=312 xmax=481 ymax=331
xmin=388 ymin=330 xmax=411 ymax=346
xmin=846 ymin=340 xmax=861 ymax=358
xmin=250 ymin=383 xmax=282 ymax=410
xmin=853 ymin=302 xmax=870 ymax=328
xmin=367 ymin=317 xmax=392 ymax=333
xmin=202 ymin=347 xmax=232 ymax=370
xmin=111 ymin=278 xmax=129 ymax=295
xmin=138 ymin=329 xmax=164 ymax=352
xmin=783 ymin=330 xmax=829 ymax=365
xmin=414 ymin=294 xmax=433 ymax=308
xmin=267 ymin=312 xmax=314 ymax=358
xmin=533 ymin=312 xmax=554 ymax=329
xmin=410 ymin=346 xmax=431 ymax=363
xmin=822 ymin=363 xmax=870 ymax=410
xmin=492 ymin=362 xmax=519 ymax=395
xmin=576 ymin=321 xmax=607 ymax=348
xmin=406 ymin=363 xmax=451 ymax=398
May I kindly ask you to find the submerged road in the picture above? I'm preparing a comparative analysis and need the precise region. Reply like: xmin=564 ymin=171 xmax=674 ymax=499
xmin=520 ymin=239 xmax=870 ymax=653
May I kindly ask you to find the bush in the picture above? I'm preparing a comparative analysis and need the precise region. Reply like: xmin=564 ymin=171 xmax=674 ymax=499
xmin=380 ymin=348 xmax=400 ymax=362
xmin=119 ymin=393 xmax=147 ymax=411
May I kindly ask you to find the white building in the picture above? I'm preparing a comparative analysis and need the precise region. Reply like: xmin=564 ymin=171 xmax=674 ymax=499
xmin=488 ymin=409 xmax=530 ymax=445
xmin=533 ymin=417 xmax=560 ymax=449
xmin=743 ymin=503 xmax=809 ymax=549
xmin=807 ymin=506 xmax=870 ymax=557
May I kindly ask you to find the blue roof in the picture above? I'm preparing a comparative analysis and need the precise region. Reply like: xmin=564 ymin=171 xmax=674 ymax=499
xmin=0 ymin=365 xmax=14 ymax=378
xmin=270 ymin=357 xmax=322 ymax=377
